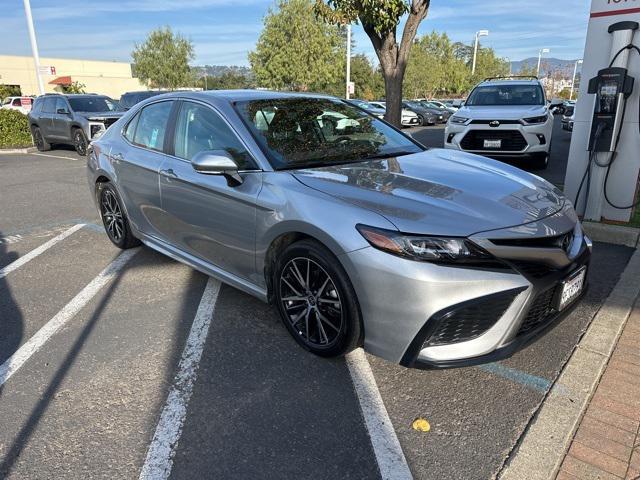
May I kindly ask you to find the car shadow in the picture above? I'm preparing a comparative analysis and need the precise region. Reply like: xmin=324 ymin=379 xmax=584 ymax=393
xmin=0 ymin=233 xmax=24 ymax=398
xmin=169 ymin=285 xmax=380 ymax=480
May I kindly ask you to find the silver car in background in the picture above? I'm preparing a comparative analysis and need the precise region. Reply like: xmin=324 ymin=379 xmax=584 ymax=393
xmin=87 ymin=91 xmax=591 ymax=369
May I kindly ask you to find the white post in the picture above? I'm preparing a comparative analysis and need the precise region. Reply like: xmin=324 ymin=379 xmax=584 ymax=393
xmin=472 ymin=33 xmax=480 ymax=75
xmin=569 ymin=59 xmax=583 ymax=100
xmin=23 ymin=0 xmax=45 ymax=96
xmin=536 ymin=48 xmax=550 ymax=77
xmin=346 ymin=24 xmax=351 ymax=99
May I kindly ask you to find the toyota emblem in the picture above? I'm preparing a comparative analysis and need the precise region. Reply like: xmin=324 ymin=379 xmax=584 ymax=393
xmin=489 ymin=120 xmax=500 ymax=127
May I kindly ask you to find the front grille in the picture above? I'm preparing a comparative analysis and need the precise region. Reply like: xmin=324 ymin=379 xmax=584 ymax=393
xmin=460 ymin=130 xmax=528 ymax=152
xmin=425 ymin=289 xmax=521 ymax=347
xmin=511 ymin=261 xmax=559 ymax=279
xmin=517 ymin=286 xmax=558 ymax=337
xmin=470 ymin=119 xmax=522 ymax=125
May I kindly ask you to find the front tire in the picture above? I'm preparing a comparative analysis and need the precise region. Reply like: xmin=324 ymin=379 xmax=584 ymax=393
xmin=73 ymin=128 xmax=88 ymax=156
xmin=532 ymin=152 xmax=549 ymax=170
xmin=97 ymin=182 xmax=140 ymax=249
xmin=274 ymin=240 xmax=361 ymax=358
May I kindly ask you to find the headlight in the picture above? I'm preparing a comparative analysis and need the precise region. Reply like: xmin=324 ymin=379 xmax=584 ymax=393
xmin=449 ymin=116 xmax=468 ymax=124
xmin=522 ymin=115 xmax=549 ymax=125
xmin=356 ymin=225 xmax=496 ymax=264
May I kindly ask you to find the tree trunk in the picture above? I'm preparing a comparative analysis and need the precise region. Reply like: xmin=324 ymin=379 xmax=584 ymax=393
xmin=383 ymin=70 xmax=404 ymax=126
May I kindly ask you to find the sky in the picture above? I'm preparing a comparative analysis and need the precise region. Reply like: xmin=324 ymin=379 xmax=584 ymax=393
xmin=1 ymin=0 xmax=591 ymax=66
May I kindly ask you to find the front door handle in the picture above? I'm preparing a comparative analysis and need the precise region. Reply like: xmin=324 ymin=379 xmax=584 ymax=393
xmin=160 ymin=168 xmax=178 ymax=179
xmin=111 ymin=153 xmax=124 ymax=163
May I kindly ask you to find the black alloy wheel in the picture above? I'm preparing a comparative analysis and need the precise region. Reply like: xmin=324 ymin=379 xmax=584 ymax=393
xmin=275 ymin=240 xmax=361 ymax=357
xmin=73 ymin=129 xmax=88 ymax=156
xmin=98 ymin=183 xmax=140 ymax=249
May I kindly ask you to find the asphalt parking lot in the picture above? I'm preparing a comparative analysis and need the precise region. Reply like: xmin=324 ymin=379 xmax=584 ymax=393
xmin=0 ymin=119 xmax=634 ymax=480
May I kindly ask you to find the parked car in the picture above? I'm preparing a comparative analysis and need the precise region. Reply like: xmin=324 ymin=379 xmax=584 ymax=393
xmin=347 ymin=99 xmax=386 ymax=118
xmin=444 ymin=77 xmax=554 ymax=169
xmin=369 ymin=101 xmax=420 ymax=127
xmin=416 ymin=100 xmax=452 ymax=122
xmin=444 ymin=99 xmax=465 ymax=110
xmin=561 ymin=106 xmax=575 ymax=131
xmin=28 ymin=94 xmax=123 ymax=155
xmin=425 ymin=99 xmax=458 ymax=114
xmin=1 ymin=96 xmax=33 ymax=115
xmin=402 ymin=101 xmax=442 ymax=125
xmin=119 ymin=90 xmax=166 ymax=110
xmin=87 ymin=90 xmax=591 ymax=369
xmin=554 ymin=100 xmax=576 ymax=115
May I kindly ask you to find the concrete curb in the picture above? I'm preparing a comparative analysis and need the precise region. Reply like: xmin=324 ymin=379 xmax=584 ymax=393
xmin=582 ymin=221 xmax=639 ymax=248
xmin=0 ymin=146 xmax=37 ymax=155
xmin=499 ymin=247 xmax=640 ymax=480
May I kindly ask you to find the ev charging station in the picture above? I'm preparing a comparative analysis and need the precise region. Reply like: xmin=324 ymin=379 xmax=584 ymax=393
xmin=565 ymin=0 xmax=640 ymax=223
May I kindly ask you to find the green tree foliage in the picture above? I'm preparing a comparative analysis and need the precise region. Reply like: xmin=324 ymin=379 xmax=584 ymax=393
xmin=132 ymin=27 xmax=195 ymax=89
xmin=0 ymin=85 xmax=21 ymax=100
xmin=249 ymin=0 xmax=345 ymax=92
xmin=200 ymin=71 xmax=255 ymax=90
xmin=349 ymin=54 xmax=384 ymax=100
xmin=404 ymin=32 xmax=509 ymax=99
xmin=62 ymin=81 xmax=86 ymax=94
xmin=0 ymin=110 xmax=32 ymax=149
xmin=316 ymin=0 xmax=431 ymax=125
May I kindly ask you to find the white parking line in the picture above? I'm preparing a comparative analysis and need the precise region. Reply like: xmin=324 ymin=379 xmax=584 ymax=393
xmin=346 ymin=349 xmax=413 ymax=480
xmin=139 ymin=278 xmax=221 ymax=480
xmin=32 ymin=152 xmax=81 ymax=161
xmin=0 ymin=224 xmax=85 ymax=279
xmin=0 ymin=248 xmax=139 ymax=386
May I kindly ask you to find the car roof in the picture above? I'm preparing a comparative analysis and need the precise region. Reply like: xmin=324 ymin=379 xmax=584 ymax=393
xmin=148 ymin=89 xmax=338 ymax=104
xmin=478 ymin=79 xmax=542 ymax=87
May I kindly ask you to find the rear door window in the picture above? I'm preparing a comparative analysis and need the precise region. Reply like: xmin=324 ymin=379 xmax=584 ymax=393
xmin=133 ymin=101 xmax=173 ymax=151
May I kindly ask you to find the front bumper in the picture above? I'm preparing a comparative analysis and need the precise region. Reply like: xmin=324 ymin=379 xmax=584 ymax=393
xmin=339 ymin=209 xmax=591 ymax=368
xmin=401 ymin=115 xmax=420 ymax=126
xmin=444 ymin=118 xmax=553 ymax=157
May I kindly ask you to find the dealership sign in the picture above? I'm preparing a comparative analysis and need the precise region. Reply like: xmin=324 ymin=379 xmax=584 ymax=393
xmin=591 ymin=0 xmax=640 ymax=17
xmin=38 ymin=66 xmax=56 ymax=75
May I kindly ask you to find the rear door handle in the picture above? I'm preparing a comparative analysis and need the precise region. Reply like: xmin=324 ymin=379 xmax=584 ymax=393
xmin=160 ymin=168 xmax=178 ymax=179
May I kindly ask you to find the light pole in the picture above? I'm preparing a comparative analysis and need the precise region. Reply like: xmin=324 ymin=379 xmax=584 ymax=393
xmin=471 ymin=30 xmax=489 ymax=75
xmin=570 ymin=59 xmax=583 ymax=100
xmin=346 ymin=24 xmax=351 ymax=99
xmin=23 ymin=0 xmax=45 ymax=95
xmin=537 ymin=48 xmax=550 ymax=77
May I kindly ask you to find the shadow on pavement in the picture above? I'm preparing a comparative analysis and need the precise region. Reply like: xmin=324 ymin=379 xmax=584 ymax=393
xmin=0 ymin=232 xmax=24 ymax=397
xmin=170 ymin=285 xmax=380 ymax=480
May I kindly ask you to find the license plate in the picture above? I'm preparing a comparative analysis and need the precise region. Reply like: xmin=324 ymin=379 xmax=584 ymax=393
xmin=484 ymin=139 xmax=502 ymax=148
xmin=557 ymin=267 xmax=586 ymax=311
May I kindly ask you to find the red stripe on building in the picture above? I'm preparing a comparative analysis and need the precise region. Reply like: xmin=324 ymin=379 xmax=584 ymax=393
xmin=591 ymin=6 xmax=640 ymax=18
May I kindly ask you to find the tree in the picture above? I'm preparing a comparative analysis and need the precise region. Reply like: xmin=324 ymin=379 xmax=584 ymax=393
xmin=200 ymin=71 xmax=255 ymax=90
xmin=349 ymin=54 xmax=384 ymax=100
xmin=316 ymin=0 xmax=431 ymax=126
xmin=62 ymin=81 xmax=86 ymax=94
xmin=249 ymin=0 xmax=345 ymax=92
xmin=132 ymin=27 xmax=195 ymax=89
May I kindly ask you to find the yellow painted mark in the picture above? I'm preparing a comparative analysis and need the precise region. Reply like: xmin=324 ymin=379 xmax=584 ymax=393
xmin=412 ymin=418 xmax=431 ymax=432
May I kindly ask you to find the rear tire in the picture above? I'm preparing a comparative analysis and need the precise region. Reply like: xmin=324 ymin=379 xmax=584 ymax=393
xmin=32 ymin=126 xmax=51 ymax=151
xmin=274 ymin=240 xmax=361 ymax=358
xmin=97 ymin=182 xmax=141 ymax=249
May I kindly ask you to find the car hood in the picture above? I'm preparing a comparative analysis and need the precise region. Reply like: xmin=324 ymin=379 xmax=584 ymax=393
xmin=291 ymin=149 xmax=565 ymax=237
xmin=79 ymin=111 xmax=125 ymax=120
xmin=456 ymin=105 xmax=547 ymax=120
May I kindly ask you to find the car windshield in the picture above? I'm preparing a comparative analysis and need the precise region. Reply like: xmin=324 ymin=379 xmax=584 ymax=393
xmin=466 ymin=84 xmax=545 ymax=106
xmin=404 ymin=101 xmax=422 ymax=109
xmin=235 ymin=97 xmax=423 ymax=170
xmin=67 ymin=96 xmax=119 ymax=112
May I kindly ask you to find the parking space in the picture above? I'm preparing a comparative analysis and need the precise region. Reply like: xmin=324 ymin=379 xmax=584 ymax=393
xmin=0 ymin=128 xmax=633 ymax=479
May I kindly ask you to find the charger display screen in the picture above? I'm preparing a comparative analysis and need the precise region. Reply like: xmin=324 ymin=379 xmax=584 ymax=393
xmin=598 ymin=80 xmax=618 ymax=113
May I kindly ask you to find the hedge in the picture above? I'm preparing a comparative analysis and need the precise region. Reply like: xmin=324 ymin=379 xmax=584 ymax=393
xmin=0 ymin=109 xmax=33 ymax=149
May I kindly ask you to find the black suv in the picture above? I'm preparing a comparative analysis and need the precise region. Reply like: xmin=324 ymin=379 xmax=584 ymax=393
xmin=28 ymin=94 xmax=123 ymax=155
xmin=118 ymin=90 xmax=165 ymax=110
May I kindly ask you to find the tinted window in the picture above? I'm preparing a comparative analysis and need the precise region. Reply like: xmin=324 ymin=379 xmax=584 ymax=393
xmin=174 ymin=101 xmax=254 ymax=169
xmin=67 ymin=96 xmax=119 ymax=112
xmin=235 ymin=97 xmax=422 ymax=170
xmin=12 ymin=99 xmax=21 ymax=106
xmin=466 ymin=84 xmax=545 ymax=106
xmin=42 ymin=97 xmax=57 ymax=113
xmin=55 ymin=97 xmax=67 ymax=112
xmin=124 ymin=112 xmax=140 ymax=143
xmin=133 ymin=101 xmax=173 ymax=151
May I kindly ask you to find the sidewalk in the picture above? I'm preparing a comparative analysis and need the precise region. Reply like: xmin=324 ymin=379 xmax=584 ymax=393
xmin=557 ymin=299 xmax=640 ymax=480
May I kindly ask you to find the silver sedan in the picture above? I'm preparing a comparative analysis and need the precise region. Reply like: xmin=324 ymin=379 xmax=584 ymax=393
xmin=87 ymin=90 xmax=591 ymax=369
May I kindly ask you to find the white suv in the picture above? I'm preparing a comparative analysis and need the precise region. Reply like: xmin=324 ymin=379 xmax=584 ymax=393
xmin=444 ymin=78 xmax=553 ymax=169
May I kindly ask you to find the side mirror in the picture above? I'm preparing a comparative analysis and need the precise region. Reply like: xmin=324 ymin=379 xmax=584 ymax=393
xmin=549 ymin=98 xmax=564 ymax=109
xmin=191 ymin=150 xmax=243 ymax=186
xmin=57 ymin=108 xmax=70 ymax=115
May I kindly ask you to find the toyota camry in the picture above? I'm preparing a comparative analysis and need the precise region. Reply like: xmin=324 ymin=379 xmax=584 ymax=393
xmin=87 ymin=90 xmax=591 ymax=369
